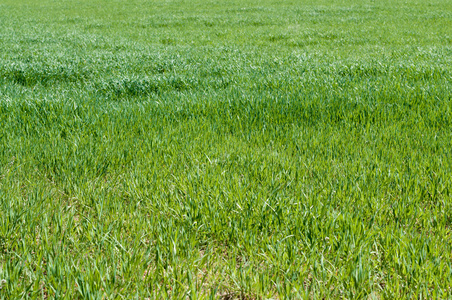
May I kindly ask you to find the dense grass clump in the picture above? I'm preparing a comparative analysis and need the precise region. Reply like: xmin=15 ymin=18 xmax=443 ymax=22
xmin=1 ymin=0 xmax=452 ymax=298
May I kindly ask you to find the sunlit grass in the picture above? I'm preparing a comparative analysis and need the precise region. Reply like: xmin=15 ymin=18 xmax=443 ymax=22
xmin=1 ymin=0 xmax=452 ymax=298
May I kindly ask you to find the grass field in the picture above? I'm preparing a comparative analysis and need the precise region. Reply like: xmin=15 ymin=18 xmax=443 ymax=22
xmin=1 ymin=0 xmax=452 ymax=298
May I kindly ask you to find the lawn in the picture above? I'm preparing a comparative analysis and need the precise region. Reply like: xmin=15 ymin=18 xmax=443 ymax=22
xmin=1 ymin=0 xmax=452 ymax=298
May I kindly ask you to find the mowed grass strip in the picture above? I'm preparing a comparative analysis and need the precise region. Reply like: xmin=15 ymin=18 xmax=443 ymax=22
xmin=1 ymin=0 xmax=452 ymax=298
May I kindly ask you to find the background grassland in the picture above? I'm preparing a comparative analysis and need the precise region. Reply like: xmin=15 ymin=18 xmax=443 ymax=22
xmin=1 ymin=0 xmax=452 ymax=298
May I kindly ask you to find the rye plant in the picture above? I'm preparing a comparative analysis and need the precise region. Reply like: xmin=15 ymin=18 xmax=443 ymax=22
xmin=0 ymin=0 xmax=451 ymax=298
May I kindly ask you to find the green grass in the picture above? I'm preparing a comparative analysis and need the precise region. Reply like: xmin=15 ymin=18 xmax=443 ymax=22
xmin=1 ymin=0 xmax=452 ymax=298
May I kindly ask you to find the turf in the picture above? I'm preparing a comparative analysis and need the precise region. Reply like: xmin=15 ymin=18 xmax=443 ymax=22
xmin=1 ymin=0 xmax=452 ymax=298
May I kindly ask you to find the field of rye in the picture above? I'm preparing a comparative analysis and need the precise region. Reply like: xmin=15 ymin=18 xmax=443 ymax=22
xmin=1 ymin=0 xmax=452 ymax=298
